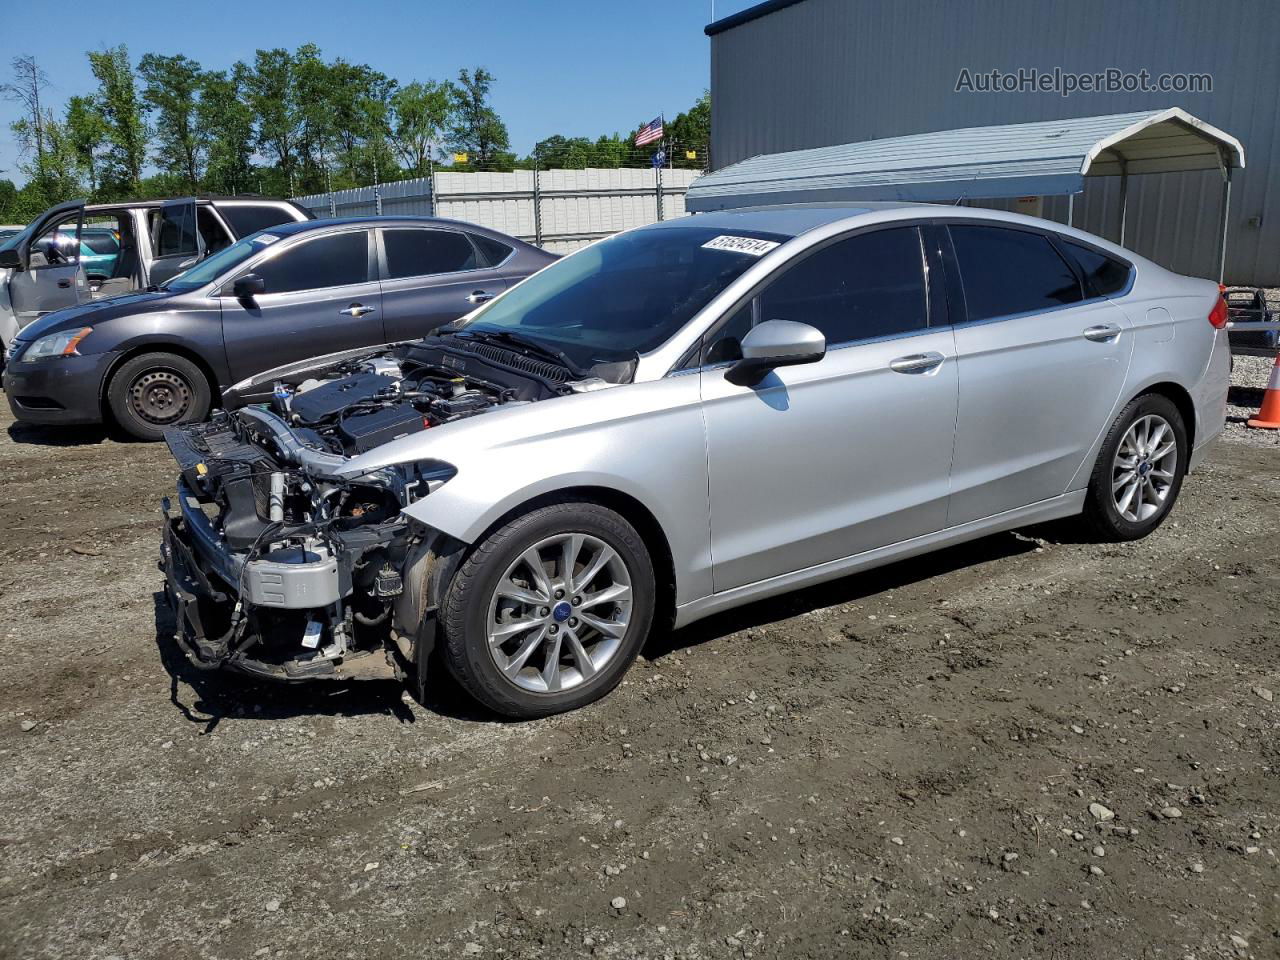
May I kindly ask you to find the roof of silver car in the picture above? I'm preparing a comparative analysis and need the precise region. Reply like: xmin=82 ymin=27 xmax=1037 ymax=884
xmin=642 ymin=200 xmax=943 ymax=238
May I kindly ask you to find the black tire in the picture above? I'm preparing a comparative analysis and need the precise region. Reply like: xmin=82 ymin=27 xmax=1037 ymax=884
xmin=1081 ymin=393 xmax=1188 ymax=541
xmin=440 ymin=501 xmax=656 ymax=719
xmin=106 ymin=352 xmax=212 ymax=441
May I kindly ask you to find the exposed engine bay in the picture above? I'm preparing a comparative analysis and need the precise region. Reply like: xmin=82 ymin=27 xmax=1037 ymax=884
xmin=158 ymin=334 xmax=623 ymax=686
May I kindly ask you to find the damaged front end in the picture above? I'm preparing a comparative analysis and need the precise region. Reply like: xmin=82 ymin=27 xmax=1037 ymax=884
xmin=158 ymin=334 xmax=603 ymax=688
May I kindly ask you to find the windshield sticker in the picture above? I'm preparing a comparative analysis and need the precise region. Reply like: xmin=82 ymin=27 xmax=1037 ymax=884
xmin=702 ymin=235 xmax=781 ymax=257
xmin=251 ymin=234 xmax=280 ymax=245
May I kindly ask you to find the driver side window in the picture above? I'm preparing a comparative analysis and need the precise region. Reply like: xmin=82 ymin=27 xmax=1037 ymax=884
xmin=30 ymin=215 xmax=83 ymax=269
xmin=696 ymin=226 xmax=929 ymax=368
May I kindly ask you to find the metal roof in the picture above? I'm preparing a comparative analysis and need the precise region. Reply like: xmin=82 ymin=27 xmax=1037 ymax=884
xmin=704 ymin=0 xmax=808 ymax=36
xmin=686 ymin=108 xmax=1245 ymax=212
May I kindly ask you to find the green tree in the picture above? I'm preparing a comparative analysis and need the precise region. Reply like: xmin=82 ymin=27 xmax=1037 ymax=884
xmin=64 ymin=95 xmax=108 ymax=194
xmin=667 ymin=90 xmax=711 ymax=169
xmin=87 ymin=45 xmax=148 ymax=194
xmin=198 ymin=66 xmax=255 ymax=195
xmin=447 ymin=67 xmax=509 ymax=166
xmin=244 ymin=48 xmax=302 ymax=191
xmin=389 ymin=80 xmax=452 ymax=176
xmin=139 ymin=53 xmax=206 ymax=190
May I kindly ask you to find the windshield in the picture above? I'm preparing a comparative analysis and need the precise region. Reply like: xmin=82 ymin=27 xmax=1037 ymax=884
xmin=459 ymin=225 xmax=790 ymax=368
xmin=162 ymin=231 xmax=284 ymax=292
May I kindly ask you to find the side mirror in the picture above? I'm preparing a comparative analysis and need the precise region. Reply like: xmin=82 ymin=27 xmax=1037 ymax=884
xmin=727 ymin=319 xmax=826 ymax=386
xmin=233 ymin=273 xmax=266 ymax=299
xmin=0 ymin=248 xmax=20 ymax=270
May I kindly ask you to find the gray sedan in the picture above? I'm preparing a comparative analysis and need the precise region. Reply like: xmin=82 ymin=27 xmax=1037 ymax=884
xmin=4 ymin=216 xmax=555 ymax=439
xmin=160 ymin=203 xmax=1230 ymax=718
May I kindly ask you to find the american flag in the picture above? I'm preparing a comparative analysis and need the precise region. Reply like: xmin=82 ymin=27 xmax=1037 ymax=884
xmin=634 ymin=116 xmax=664 ymax=147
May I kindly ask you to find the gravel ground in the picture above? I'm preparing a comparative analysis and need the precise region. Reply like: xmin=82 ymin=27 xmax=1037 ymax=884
xmin=0 ymin=359 xmax=1277 ymax=960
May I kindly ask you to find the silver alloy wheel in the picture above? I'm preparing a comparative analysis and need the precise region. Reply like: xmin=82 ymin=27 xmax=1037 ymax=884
xmin=486 ymin=532 xmax=633 ymax=694
xmin=1112 ymin=413 xmax=1178 ymax=522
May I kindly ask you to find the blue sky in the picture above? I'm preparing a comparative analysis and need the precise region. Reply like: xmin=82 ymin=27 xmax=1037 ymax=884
xmin=2 ymin=0 xmax=758 ymax=187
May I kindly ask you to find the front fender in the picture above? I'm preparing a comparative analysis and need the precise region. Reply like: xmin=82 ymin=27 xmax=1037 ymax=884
xmin=394 ymin=376 xmax=713 ymax=606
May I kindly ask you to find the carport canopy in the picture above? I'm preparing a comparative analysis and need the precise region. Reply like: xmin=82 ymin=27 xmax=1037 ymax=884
xmin=687 ymin=108 xmax=1244 ymax=210
xmin=687 ymin=108 xmax=1244 ymax=279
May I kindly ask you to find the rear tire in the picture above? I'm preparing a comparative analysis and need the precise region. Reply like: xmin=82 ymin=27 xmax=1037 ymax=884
xmin=1081 ymin=393 xmax=1187 ymax=541
xmin=440 ymin=501 xmax=655 ymax=719
xmin=106 ymin=352 xmax=212 ymax=441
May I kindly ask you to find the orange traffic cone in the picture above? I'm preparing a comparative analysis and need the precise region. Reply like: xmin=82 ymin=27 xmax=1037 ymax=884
xmin=1248 ymin=349 xmax=1280 ymax=429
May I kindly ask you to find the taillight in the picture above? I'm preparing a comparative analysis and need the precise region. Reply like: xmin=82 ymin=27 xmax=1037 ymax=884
xmin=1208 ymin=284 xmax=1229 ymax=329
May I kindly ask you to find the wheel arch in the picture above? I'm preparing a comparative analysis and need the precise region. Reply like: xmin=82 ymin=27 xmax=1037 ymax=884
xmin=1132 ymin=379 xmax=1197 ymax=450
xmin=440 ymin=485 xmax=678 ymax=634
xmin=99 ymin=342 xmax=222 ymax=420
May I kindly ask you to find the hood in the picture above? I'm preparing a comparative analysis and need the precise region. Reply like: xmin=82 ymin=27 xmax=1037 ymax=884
xmin=14 ymin=290 xmax=178 ymax=343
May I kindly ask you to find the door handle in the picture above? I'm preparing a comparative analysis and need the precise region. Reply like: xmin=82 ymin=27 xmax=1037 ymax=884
xmin=889 ymin=351 xmax=945 ymax=374
xmin=1083 ymin=324 xmax=1122 ymax=342
xmin=466 ymin=290 xmax=495 ymax=304
xmin=340 ymin=303 xmax=376 ymax=317
xmin=57 ymin=278 xmax=72 ymax=288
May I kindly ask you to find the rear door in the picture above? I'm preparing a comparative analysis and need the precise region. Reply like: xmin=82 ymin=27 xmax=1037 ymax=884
xmin=944 ymin=222 xmax=1133 ymax=525
xmin=9 ymin=200 xmax=88 ymax=323
xmin=376 ymin=227 xmax=509 ymax=341
xmin=218 ymin=227 xmax=383 ymax=382
xmin=147 ymin=197 xmax=204 ymax=286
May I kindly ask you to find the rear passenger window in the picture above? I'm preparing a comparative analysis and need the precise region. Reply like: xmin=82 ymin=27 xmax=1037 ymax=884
xmin=383 ymin=229 xmax=478 ymax=278
xmin=219 ymin=203 xmax=302 ymax=239
xmin=754 ymin=227 xmax=928 ymax=346
xmin=949 ymin=225 xmax=1083 ymax=322
xmin=1062 ymin=240 xmax=1131 ymax=297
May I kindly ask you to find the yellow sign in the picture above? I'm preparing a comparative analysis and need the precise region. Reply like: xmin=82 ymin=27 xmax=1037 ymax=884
xmin=453 ymin=152 xmax=469 ymax=164
xmin=685 ymin=150 xmax=697 ymax=160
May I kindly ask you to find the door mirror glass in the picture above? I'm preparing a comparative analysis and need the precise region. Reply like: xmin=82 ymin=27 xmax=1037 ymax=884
xmin=233 ymin=273 xmax=266 ymax=299
xmin=0 ymin=247 xmax=20 ymax=269
xmin=727 ymin=319 xmax=826 ymax=386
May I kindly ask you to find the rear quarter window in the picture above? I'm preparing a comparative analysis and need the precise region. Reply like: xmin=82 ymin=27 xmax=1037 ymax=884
xmin=1061 ymin=240 xmax=1132 ymax=297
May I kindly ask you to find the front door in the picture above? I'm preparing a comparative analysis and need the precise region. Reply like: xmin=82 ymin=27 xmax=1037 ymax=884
xmin=9 ymin=200 xmax=88 ymax=324
xmin=943 ymin=223 xmax=1134 ymax=525
xmin=700 ymin=226 xmax=959 ymax=592
xmin=219 ymin=227 xmax=384 ymax=383
xmin=377 ymin=227 xmax=509 ymax=341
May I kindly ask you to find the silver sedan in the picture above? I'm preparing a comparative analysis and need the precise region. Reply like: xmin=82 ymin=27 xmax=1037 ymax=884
xmin=163 ymin=202 xmax=1231 ymax=718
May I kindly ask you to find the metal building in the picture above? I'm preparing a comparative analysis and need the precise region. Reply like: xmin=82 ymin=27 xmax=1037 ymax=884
xmin=706 ymin=0 xmax=1279 ymax=284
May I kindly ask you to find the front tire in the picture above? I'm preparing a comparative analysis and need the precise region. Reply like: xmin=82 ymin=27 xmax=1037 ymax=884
xmin=1081 ymin=393 xmax=1187 ymax=541
xmin=106 ymin=352 xmax=212 ymax=441
xmin=440 ymin=501 xmax=656 ymax=719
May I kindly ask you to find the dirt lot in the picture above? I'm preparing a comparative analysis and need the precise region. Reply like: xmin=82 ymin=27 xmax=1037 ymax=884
xmin=1 ymin=362 xmax=1277 ymax=960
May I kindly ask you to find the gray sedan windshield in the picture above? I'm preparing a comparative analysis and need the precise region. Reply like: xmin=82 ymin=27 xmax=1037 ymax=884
xmin=163 ymin=232 xmax=284 ymax=292
xmin=461 ymin=225 xmax=790 ymax=367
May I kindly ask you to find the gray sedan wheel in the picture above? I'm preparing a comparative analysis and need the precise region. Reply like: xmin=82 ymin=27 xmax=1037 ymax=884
xmin=107 ymin=352 xmax=212 ymax=441
xmin=1083 ymin=393 xmax=1187 ymax=541
xmin=441 ymin=501 xmax=655 ymax=718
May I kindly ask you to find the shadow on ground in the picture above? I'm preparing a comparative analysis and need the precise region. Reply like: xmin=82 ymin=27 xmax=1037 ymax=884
xmin=6 ymin=420 xmax=115 ymax=446
xmin=150 ymin=526 xmax=1059 ymax=724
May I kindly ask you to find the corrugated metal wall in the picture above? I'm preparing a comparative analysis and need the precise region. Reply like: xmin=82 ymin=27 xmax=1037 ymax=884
xmin=709 ymin=0 xmax=1279 ymax=284
xmin=294 ymin=168 xmax=699 ymax=254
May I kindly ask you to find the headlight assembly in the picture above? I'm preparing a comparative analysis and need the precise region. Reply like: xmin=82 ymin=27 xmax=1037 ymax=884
xmin=20 ymin=326 xmax=93 ymax=362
